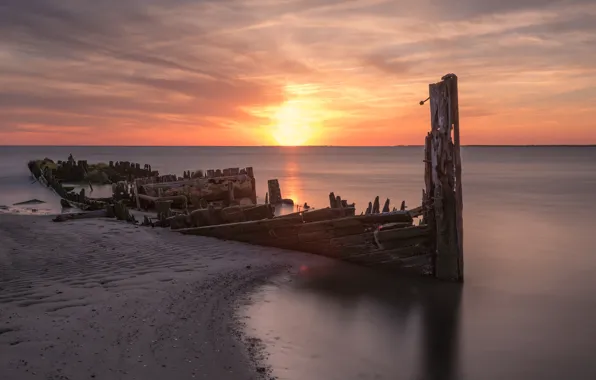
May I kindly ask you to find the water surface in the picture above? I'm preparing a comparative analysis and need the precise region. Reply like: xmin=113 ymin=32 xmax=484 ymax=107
xmin=1 ymin=146 xmax=595 ymax=379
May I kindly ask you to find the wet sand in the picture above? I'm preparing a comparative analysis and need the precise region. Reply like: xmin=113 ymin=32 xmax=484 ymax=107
xmin=0 ymin=214 xmax=327 ymax=380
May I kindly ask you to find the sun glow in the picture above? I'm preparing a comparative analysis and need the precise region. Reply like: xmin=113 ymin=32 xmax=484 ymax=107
xmin=272 ymin=100 xmax=314 ymax=146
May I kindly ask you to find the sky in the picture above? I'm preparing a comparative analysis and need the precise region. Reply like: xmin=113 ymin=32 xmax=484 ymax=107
xmin=0 ymin=0 xmax=595 ymax=146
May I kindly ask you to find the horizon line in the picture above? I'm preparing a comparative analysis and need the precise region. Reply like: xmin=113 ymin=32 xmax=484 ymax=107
xmin=1 ymin=144 xmax=596 ymax=148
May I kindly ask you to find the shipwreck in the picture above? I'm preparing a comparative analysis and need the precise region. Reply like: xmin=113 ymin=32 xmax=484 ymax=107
xmin=27 ymin=74 xmax=464 ymax=282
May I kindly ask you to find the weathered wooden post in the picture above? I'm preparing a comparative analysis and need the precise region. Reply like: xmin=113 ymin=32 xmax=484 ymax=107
xmin=329 ymin=192 xmax=337 ymax=208
xmin=382 ymin=198 xmax=390 ymax=213
xmin=425 ymin=73 xmax=464 ymax=281
xmin=267 ymin=179 xmax=282 ymax=204
xmin=372 ymin=196 xmax=380 ymax=214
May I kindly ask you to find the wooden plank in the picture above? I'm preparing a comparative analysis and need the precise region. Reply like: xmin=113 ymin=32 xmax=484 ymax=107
xmin=378 ymin=222 xmax=413 ymax=231
xmin=177 ymin=215 xmax=303 ymax=235
xmin=375 ymin=225 xmax=429 ymax=241
xmin=408 ymin=205 xmax=423 ymax=218
xmin=335 ymin=243 xmax=380 ymax=258
xmin=298 ymin=230 xmax=332 ymax=242
xmin=298 ymin=217 xmax=360 ymax=233
xmin=322 ymin=211 xmax=413 ymax=226
xmin=374 ymin=235 xmax=429 ymax=251
xmin=330 ymin=233 xmax=370 ymax=247
xmin=302 ymin=207 xmax=355 ymax=223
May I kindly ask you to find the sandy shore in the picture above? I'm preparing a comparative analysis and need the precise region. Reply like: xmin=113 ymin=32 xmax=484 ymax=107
xmin=0 ymin=214 xmax=321 ymax=380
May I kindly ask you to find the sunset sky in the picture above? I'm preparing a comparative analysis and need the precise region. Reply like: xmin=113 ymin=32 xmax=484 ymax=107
xmin=1 ymin=0 xmax=595 ymax=146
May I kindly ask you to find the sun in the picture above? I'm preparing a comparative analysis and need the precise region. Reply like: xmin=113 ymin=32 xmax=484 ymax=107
xmin=272 ymin=100 xmax=314 ymax=146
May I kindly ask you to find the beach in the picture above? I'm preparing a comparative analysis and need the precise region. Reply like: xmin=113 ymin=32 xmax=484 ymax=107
xmin=0 ymin=213 xmax=329 ymax=380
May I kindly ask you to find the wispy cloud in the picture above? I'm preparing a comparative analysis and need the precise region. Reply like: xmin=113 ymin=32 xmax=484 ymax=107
xmin=0 ymin=0 xmax=595 ymax=144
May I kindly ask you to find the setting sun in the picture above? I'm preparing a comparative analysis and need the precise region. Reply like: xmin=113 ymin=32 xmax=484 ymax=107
xmin=272 ymin=100 xmax=314 ymax=146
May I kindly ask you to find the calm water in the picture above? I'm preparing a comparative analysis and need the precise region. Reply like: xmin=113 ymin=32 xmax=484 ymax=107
xmin=2 ymin=146 xmax=596 ymax=379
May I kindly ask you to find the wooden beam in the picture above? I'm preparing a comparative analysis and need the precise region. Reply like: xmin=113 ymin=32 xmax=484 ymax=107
xmin=428 ymin=74 xmax=463 ymax=281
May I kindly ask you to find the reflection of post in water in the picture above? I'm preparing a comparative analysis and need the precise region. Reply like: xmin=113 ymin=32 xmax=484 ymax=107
xmin=418 ymin=283 xmax=463 ymax=380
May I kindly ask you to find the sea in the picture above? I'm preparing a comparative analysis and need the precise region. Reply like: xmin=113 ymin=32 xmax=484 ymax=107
xmin=1 ymin=145 xmax=596 ymax=379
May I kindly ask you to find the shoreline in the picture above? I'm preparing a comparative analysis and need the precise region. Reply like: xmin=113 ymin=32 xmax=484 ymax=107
xmin=0 ymin=214 xmax=324 ymax=380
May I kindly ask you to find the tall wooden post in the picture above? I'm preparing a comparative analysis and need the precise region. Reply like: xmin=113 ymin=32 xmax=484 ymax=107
xmin=426 ymin=74 xmax=464 ymax=281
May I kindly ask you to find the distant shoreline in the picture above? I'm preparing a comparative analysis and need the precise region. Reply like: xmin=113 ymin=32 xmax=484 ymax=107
xmin=1 ymin=145 xmax=596 ymax=148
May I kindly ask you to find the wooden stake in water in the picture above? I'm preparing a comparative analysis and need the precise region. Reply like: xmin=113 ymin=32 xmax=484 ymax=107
xmin=382 ymin=198 xmax=390 ymax=213
xmin=426 ymin=73 xmax=464 ymax=281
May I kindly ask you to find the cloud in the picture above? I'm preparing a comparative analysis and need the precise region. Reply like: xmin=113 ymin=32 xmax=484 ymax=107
xmin=0 ymin=0 xmax=595 ymax=145
xmin=362 ymin=55 xmax=412 ymax=76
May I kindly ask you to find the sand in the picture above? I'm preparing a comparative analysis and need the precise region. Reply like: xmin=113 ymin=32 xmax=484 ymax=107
xmin=0 ymin=214 xmax=321 ymax=380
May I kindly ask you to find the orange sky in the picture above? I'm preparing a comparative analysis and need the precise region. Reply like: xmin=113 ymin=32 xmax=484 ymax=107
xmin=1 ymin=0 xmax=595 ymax=146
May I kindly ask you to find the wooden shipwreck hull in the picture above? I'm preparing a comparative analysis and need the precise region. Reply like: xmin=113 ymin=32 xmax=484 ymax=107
xmin=29 ymin=74 xmax=464 ymax=281
xmin=28 ymin=159 xmax=107 ymax=211
xmin=171 ymin=73 xmax=464 ymax=280
xmin=177 ymin=211 xmax=432 ymax=274
xmin=135 ymin=166 xmax=257 ymax=210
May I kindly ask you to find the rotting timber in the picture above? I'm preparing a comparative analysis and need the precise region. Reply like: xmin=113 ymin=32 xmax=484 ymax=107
xmin=27 ymin=74 xmax=463 ymax=281
xmin=146 ymin=74 xmax=462 ymax=280
xmin=175 ymin=74 xmax=464 ymax=280
xmin=27 ymin=156 xmax=158 ymax=211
